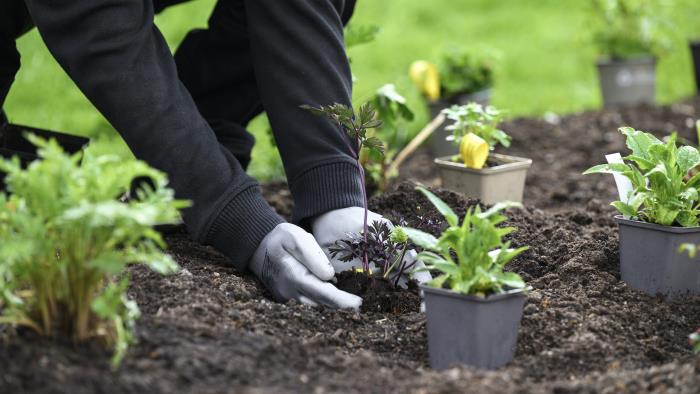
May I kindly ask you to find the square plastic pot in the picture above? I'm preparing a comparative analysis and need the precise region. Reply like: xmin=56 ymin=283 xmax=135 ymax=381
xmin=429 ymin=89 xmax=491 ymax=158
xmin=690 ymin=41 xmax=700 ymax=93
xmin=421 ymin=285 xmax=527 ymax=370
xmin=616 ymin=216 xmax=700 ymax=299
xmin=435 ymin=153 xmax=532 ymax=204
xmin=596 ymin=57 xmax=655 ymax=108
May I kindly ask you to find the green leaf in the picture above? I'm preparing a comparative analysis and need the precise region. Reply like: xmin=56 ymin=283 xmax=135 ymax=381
xmin=583 ymin=163 xmax=630 ymax=175
xmin=611 ymin=201 xmax=638 ymax=218
xmin=497 ymin=272 xmax=526 ymax=289
xmin=403 ymin=228 xmax=439 ymax=251
xmin=478 ymin=201 xmax=522 ymax=219
xmin=677 ymin=146 xmax=700 ymax=174
xmin=416 ymin=186 xmax=459 ymax=227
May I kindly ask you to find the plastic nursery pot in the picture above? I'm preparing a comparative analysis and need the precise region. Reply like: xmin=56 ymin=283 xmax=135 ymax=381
xmin=616 ymin=216 xmax=700 ymax=299
xmin=690 ymin=41 xmax=700 ymax=93
xmin=596 ymin=57 xmax=656 ymax=108
xmin=421 ymin=285 xmax=527 ymax=370
xmin=434 ymin=153 xmax=532 ymax=205
xmin=429 ymin=89 xmax=492 ymax=158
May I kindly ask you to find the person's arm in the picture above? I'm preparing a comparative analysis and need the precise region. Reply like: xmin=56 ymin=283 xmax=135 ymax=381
xmin=23 ymin=0 xmax=281 ymax=269
xmin=244 ymin=0 xmax=365 ymax=225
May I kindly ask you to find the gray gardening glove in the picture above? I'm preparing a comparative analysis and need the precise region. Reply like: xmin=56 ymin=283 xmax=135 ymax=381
xmin=249 ymin=223 xmax=362 ymax=309
xmin=311 ymin=207 xmax=432 ymax=284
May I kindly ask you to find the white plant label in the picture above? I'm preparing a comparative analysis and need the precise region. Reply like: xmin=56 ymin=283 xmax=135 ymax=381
xmin=606 ymin=153 xmax=634 ymax=203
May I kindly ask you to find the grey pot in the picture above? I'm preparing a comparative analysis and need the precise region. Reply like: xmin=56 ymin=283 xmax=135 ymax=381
xmin=429 ymin=89 xmax=492 ymax=157
xmin=421 ymin=285 xmax=527 ymax=370
xmin=434 ymin=153 xmax=532 ymax=204
xmin=596 ymin=57 xmax=656 ymax=108
xmin=616 ymin=216 xmax=700 ymax=299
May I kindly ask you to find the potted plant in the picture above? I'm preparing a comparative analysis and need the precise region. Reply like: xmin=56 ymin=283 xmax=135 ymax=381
xmin=409 ymin=47 xmax=497 ymax=157
xmin=590 ymin=0 xmax=672 ymax=108
xmin=404 ymin=187 xmax=529 ymax=370
xmin=0 ymin=135 xmax=187 ymax=366
xmin=584 ymin=127 xmax=700 ymax=298
xmin=434 ymin=102 xmax=532 ymax=204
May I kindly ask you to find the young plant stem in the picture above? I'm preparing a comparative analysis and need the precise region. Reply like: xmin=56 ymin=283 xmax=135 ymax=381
xmin=355 ymin=134 xmax=370 ymax=274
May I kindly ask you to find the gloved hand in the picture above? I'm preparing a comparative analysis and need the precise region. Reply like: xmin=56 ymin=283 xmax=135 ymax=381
xmin=249 ymin=223 xmax=362 ymax=309
xmin=311 ymin=207 xmax=432 ymax=284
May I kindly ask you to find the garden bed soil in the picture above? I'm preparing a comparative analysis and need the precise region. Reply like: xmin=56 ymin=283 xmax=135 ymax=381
xmin=2 ymin=99 xmax=700 ymax=393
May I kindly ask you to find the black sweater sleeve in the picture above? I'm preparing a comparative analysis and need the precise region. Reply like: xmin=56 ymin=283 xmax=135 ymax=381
xmin=23 ymin=0 xmax=284 ymax=270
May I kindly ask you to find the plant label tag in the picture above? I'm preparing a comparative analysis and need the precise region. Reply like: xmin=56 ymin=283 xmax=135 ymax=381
xmin=606 ymin=153 xmax=633 ymax=203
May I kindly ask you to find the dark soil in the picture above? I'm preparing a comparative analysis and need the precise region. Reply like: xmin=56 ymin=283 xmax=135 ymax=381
xmin=335 ymin=271 xmax=422 ymax=314
xmin=2 ymin=100 xmax=700 ymax=393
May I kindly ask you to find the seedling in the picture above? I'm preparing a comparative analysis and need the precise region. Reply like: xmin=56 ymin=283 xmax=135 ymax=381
xmin=590 ymin=0 xmax=672 ymax=59
xmin=404 ymin=187 xmax=528 ymax=296
xmin=328 ymin=221 xmax=415 ymax=286
xmin=442 ymin=103 xmax=511 ymax=169
xmin=584 ymin=127 xmax=700 ymax=227
xmin=302 ymin=103 xmax=383 ymax=273
xmin=0 ymin=135 xmax=187 ymax=366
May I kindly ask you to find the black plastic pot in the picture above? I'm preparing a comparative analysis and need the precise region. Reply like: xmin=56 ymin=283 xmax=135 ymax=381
xmin=596 ymin=57 xmax=656 ymax=108
xmin=421 ymin=285 xmax=527 ymax=370
xmin=616 ymin=216 xmax=700 ymax=299
xmin=690 ymin=41 xmax=700 ymax=93
xmin=428 ymin=89 xmax=491 ymax=157
xmin=0 ymin=123 xmax=89 ymax=186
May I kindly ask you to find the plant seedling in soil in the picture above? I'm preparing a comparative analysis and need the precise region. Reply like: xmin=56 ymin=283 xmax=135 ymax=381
xmin=437 ymin=46 xmax=496 ymax=99
xmin=0 ymin=135 xmax=188 ymax=366
xmin=589 ymin=0 xmax=673 ymax=60
xmin=328 ymin=221 xmax=415 ymax=287
xmin=301 ymin=102 xmax=383 ymax=273
xmin=442 ymin=103 xmax=511 ymax=169
xmin=584 ymin=127 xmax=700 ymax=227
xmin=404 ymin=187 xmax=528 ymax=296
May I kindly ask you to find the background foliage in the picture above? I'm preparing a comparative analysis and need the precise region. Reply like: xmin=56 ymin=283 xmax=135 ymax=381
xmin=4 ymin=0 xmax=697 ymax=181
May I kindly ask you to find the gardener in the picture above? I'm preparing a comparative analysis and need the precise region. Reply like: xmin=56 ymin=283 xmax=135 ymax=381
xmin=0 ymin=0 xmax=427 ymax=309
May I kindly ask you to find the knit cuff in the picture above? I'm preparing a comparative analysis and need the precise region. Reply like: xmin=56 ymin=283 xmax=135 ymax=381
xmin=289 ymin=160 xmax=365 ymax=225
xmin=203 ymin=185 xmax=285 ymax=271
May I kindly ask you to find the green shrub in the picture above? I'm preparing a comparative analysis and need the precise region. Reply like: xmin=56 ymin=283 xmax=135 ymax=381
xmin=584 ymin=127 xmax=700 ymax=227
xmin=0 ymin=135 xmax=187 ymax=366
xmin=590 ymin=0 xmax=672 ymax=59
xmin=438 ymin=47 xmax=495 ymax=99
xmin=404 ymin=187 xmax=527 ymax=296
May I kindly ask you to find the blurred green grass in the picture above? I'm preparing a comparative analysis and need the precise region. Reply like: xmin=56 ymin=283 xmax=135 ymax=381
xmin=4 ymin=0 xmax=696 ymax=181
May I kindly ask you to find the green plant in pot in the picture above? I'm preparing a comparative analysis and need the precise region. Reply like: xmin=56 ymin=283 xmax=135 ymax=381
xmin=590 ymin=0 xmax=672 ymax=107
xmin=0 ymin=135 xmax=187 ymax=367
xmin=404 ymin=186 xmax=529 ymax=370
xmin=584 ymin=127 xmax=700 ymax=298
xmin=409 ymin=46 xmax=498 ymax=157
xmin=434 ymin=102 xmax=532 ymax=204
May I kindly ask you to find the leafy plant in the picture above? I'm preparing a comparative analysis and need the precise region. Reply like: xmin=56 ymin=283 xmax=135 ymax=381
xmin=0 ymin=135 xmax=187 ymax=366
xmin=584 ymin=127 xmax=700 ymax=227
xmin=363 ymin=84 xmax=415 ymax=194
xmin=442 ymin=102 xmax=510 ymax=149
xmin=590 ymin=0 xmax=673 ymax=59
xmin=438 ymin=47 xmax=496 ymax=99
xmin=301 ymin=103 xmax=383 ymax=273
xmin=404 ymin=187 xmax=528 ymax=296
xmin=345 ymin=23 xmax=380 ymax=49
xmin=329 ymin=221 xmax=415 ymax=286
